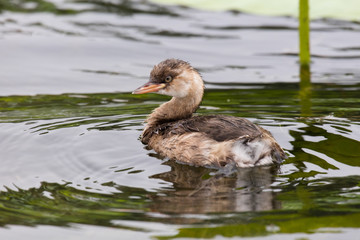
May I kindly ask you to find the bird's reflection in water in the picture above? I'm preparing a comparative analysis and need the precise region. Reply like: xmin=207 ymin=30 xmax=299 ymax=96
xmin=149 ymin=161 xmax=281 ymax=214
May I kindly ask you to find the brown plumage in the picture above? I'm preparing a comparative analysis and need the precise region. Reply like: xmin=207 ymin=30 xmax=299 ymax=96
xmin=133 ymin=59 xmax=286 ymax=168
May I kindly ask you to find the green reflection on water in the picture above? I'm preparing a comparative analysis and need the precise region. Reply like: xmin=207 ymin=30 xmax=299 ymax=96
xmin=0 ymin=182 xmax=150 ymax=229
xmin=0 ymin=0 xmax=77 ymax=14
xmin=163 ymin=212 xmax=360 ymax=239
xmin=155 ymin=175 xmax=360 ymax=239
xmin=0 ymin=82 xmax=359 ymax=238
xmin=0 ymin=175 xmax=359 ymax=238
xmin=0 ymin=0 xmax=178 ymax=16
xmin=1 ymin=82 xmax=359 ymax=124
xmin=299 ymin=65 xmax=312 ymax=117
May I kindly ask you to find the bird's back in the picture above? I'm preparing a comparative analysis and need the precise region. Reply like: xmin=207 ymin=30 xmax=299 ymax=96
xmin=164 ymin=115 xmax=264 ymax=141
xmin=143 ymin=115 xmax=286 ymax=168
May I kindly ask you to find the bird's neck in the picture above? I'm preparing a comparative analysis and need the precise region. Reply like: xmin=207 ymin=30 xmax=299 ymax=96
xmin=147 ymin=97 xmax=197 ymax=125
xmin=146 ymin=85 xmax=203 ymax=129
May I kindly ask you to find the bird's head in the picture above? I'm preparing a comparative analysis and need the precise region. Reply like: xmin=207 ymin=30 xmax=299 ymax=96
xmin=133 ymin=59 xmax=203 ymax=98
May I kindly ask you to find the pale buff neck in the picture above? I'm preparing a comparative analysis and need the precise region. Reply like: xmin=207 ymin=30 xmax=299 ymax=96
xmin=144 ymin=72 xmax=204 ymax=130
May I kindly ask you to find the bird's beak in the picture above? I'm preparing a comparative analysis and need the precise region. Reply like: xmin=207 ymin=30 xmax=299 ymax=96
xmin=132 ymin=82 xmax=166 ymax=94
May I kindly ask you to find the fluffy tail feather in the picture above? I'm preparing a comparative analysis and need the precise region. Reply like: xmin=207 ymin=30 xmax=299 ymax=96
xmin=232 ymin=134 xmax=286 ymax=167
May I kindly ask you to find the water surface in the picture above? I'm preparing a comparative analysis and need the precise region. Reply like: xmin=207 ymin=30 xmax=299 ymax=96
xmin=0 ymin=1 xmax=360 ymax=239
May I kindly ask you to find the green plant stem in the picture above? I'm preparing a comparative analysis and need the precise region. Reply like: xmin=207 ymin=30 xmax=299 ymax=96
xmin=299 ymin=0 xmax=310 ymax=66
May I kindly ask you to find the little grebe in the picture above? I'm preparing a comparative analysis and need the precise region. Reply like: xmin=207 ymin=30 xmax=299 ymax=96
xmin=133 ymin=59 xmax=286 ymax=168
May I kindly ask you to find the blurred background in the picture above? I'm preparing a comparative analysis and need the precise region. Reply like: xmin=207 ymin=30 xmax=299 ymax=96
xmin=0 ymin=1 xmax=359 ymax=239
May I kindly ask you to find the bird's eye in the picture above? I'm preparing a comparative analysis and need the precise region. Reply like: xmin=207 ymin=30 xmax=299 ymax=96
xmin=165 ymin=76 xmax=172 ymax=83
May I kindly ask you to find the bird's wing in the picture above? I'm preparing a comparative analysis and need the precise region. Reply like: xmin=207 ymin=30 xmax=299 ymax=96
xmin=166 ymin=115 xmax=265 ymax=142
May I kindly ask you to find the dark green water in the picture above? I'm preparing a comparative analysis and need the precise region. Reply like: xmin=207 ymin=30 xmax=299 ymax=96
xmin=0 ymin=1 xmax=360 ymax=239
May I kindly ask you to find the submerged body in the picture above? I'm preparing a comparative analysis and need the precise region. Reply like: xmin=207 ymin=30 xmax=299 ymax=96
xmin=133 ymin=59 xmax=286 ymax=168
